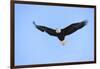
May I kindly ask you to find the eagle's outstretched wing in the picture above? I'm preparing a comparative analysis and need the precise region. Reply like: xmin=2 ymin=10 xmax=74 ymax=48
xmin=33 ymin=22 xmax=57 ymax=36
xmin=61 ymin=20 xmax=87 ymax=36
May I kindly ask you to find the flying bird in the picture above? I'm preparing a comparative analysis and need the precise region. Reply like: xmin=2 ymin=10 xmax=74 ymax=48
xmin=33 ymin=20 xmax=87 ymax=45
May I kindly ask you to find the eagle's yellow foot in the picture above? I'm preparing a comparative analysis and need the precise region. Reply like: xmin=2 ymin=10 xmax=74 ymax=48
xmin=60 ymin=40 xmax=66 ymax=46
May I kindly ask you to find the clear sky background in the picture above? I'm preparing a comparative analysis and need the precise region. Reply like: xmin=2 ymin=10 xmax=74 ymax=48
xmin=15 ymin=3 xmax=94 ymax=65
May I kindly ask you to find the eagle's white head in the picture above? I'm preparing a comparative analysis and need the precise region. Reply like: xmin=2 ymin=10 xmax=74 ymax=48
xmin=56 ymin=28 xmax=61 ymax=33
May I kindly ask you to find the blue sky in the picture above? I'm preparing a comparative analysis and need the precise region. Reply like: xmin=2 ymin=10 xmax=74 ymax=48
xmin=15 ymin=3 xmax=95 ymax=65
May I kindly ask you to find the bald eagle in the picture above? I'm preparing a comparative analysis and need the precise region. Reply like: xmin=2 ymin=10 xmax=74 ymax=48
xmin=33 ymin=20 xmax=87 ymax=45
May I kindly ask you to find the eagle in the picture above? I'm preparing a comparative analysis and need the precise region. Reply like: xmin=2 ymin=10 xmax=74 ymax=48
xmin=33 ymin=20 xmax=87 ymax=45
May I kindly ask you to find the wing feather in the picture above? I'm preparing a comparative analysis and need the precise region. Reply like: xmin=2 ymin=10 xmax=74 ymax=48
xmin=61 ymin=20 xmax=87 ymax=36
xmin=33 ymin=22 xmax=57 ymax=36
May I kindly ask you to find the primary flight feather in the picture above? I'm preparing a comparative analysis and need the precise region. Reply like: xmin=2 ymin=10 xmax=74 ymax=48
xmin=33 ymin=20 xmax=87 ymax=45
